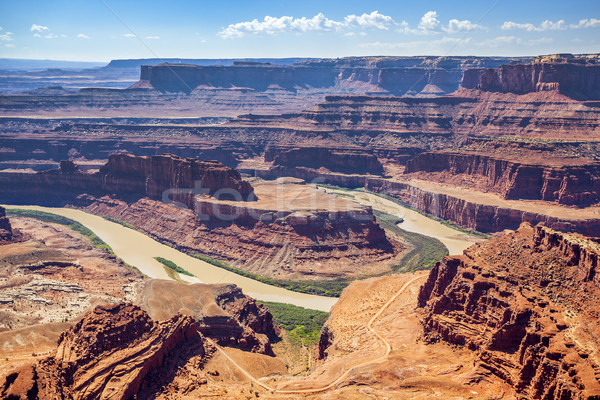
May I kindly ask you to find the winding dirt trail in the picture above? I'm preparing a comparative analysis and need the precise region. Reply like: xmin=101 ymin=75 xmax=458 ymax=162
xmin=209 ymin=274 xmax=427 ymax=394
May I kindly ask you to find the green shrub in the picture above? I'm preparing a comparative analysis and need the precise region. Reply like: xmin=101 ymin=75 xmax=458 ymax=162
xmin=258 ymin=301 xmax=328 ymax=346
xmin=154 ymin=257 xmax=193 ymax=276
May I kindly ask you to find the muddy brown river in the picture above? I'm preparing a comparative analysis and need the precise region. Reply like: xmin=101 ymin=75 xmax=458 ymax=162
xmin=4 ymin=195 xmax=480 ymax=312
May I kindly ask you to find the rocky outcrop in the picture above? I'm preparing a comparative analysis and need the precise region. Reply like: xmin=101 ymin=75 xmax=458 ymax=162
xmin=0 ymin=303 xmax=205 ymax=400
xmin=365 ymin=177 xmax=600 ymax=236
xmin=0 ymin=206 xmax=13 ymax=242
xmin=138 ymin=280 xmax=277 ymax=355
xmin=418 ymin=223 xmax=600 ymax=399
xmin=265 ymin=144 xmax=384 ymax=175
xmin=0 ymin=153 xmax=255 ymax=205
xmin=462 ymin=54 xmax=600 ymax=100
xmin=405 ymin=151 xmax=600 ymax=205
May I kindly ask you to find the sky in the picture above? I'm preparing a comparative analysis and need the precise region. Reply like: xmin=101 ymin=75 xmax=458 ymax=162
xmin=0 ymin=0 xmax=599 ymax=62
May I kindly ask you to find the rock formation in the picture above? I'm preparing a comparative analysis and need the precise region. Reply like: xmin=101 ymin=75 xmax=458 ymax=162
xmin=365 ymin=177 xmax=600 ymax=236
xmin=0 ymin=153 xmax=255 ymax=205
xmin=405 ymin=150 xmax=600 ymax=206
xmin=462 ymin=54 xmax=600 ymax=100
xmin=418 ymin=223 xmax=600 ymax=399
xmin=0 ymin=303 xmax=205 ymax=400
xmin=136 ymin=56 xmax=531 ymax=96
xmin=0 ymin=206 xmax=13 ymax=242
xmin=229 ymin=90 xmax=600 ymax=139
xmin=264 ymin=144 xmax=384 ymax=175
xmin=138 ymin=280 xmax=277 ymax=355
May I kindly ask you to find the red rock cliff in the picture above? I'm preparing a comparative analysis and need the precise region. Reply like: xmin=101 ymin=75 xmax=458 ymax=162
xmin=418 ymin=223 xmax=600 ymax=399
xmin=405 ymin=151 xmax=600 ymax=205
xmin=0 ymin=153 xmax=255 ymax=205
xmin=462 ymin=55 xmax=600 ymax=100
xmin=0 ymin=303 xmax=204 ymax=400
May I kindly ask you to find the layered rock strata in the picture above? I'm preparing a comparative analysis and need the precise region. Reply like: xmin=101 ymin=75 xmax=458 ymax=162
xmin=418 ymin=223 xmax=600 ymax=399
xmin=0 ymin=153 xmax=255 ymax=205
xmin=0 ymin=303 xmax=206 ymax=400
xmin=365 ymin=177 xmax=600 ymax=236
xmin=405 ymin=151 xmax=600 ymax=205
xmin=264 ymin=144 xmax=384 ymax=175
xmin=462 ymin=54 xmax=600 ymax=100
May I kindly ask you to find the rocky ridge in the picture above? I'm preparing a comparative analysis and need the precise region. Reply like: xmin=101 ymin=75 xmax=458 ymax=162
xmin=418 ymin=223 xmax=600 ymax=399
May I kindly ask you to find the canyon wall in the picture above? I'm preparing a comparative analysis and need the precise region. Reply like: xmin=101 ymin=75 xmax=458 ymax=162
xmin=462 ymin=55 xmax=600 ymax=100
xmin=365 ymin=177 xmax=600 ymax=237
xmin=229 ymin=90 xmax=600 ymax=139
xmin=0 ymin=153 xmax=255 ymax=205
xmin=136 ymin=56 xmax=531 ymax=96
xmin=405 ymin=151 xmax=600 ymax=205
xmin=418 ymin=223 xmax=600 ymax=399
xmin=0 ymin=303 xmax=204 ymax=400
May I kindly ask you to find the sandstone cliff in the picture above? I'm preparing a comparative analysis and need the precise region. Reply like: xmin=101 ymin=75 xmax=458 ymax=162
xmin=418 ymin=223 xmax=600 ymax=399
xmin=405 ymin=150 xmax=600 ymax=206
xmin=136 ymin=56 xmax=530 ymax=96
xmin=462 ymin=54 xmax=600 ymax=100
xmin=229 ymin=90 xmax=600 ymax=139
xmin=0 ymin=303 xmax=206 ymax=400
xmin=0 ymin=153 xmax=255 ymax=205
xmin=365 ymin=177 xmax=600 ymax=237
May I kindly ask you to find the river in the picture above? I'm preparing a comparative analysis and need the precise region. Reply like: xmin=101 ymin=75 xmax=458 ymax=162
xmin=323 ymin=189 xmax=483 ymax=255
xmin=4 ymin=194 xmax=481 ymax=312
xmin=3 ymin=205 xmax=338 ymax=312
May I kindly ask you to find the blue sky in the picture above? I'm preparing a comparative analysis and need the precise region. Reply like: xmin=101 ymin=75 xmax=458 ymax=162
xmin=0 ymin=0 xmax=598 ymax=61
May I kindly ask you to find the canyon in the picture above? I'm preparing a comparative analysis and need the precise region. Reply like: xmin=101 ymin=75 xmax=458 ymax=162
xmin=0 ymin=154 xmax=406 ymax=280
xmin=2 ymin=52 xmax=600 ymax=399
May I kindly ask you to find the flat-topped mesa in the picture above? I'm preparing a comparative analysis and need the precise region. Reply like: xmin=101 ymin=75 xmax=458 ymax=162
xmin=462 ymin=54 xmax=600 ymax=100
xmin=0 ymin=153 xmax=256 ymax=205
xmin=418 ymin=223 xmax=600 ymax=399
xmin=134 ymin=56 xmax=533 ymax=96
xmin=404 ymin=150 xmax=600 ymax=206
xmin=265 ymin=144 xmax=384 ymax=175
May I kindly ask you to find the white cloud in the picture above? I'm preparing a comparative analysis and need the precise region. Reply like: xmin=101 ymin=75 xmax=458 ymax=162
xmin=31 ymin=24 xmax=49 ymax=32
xmin=502 ymin=19 xmax=567 ymax=31
xmin=123 ymin=33 xmax=136 ymax=38
xmin=146 ymin=36 xmax=160 ymax=39
xmin=418 ymin=11 xmax=440 ymax=32
xmin=4 ymin=43 xmax=15 ymax=48
xmin=33 ymin=33 xmax=41 ymax=38
xmin=219 ymin=11 xmax=396 ymax=38
xmin=570 ymin=18 xmax=600 ymax=29
xmin=443 ymin=19 xmax=485 ymax=33
xmin=344 ymin=32 xmax=356 ymax=37
xmin=397 ymin=11 xmax=484 ymax=35
xmin=344 ymin=10 xmax=395 ymax=30
xmin=77 ymin=33 xmax=90 ymax=39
